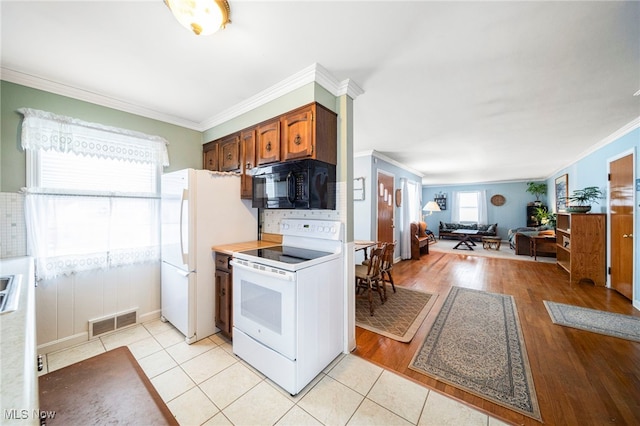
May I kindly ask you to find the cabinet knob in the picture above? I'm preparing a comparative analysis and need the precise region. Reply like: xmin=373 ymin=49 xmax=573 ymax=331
xmin=623 ymin=234 xmax=633 ymax=238
xmin=227 ymin=153 xmax=232 ymax=160
xmin=294 ymin=134 xmax=302 ymax=145
xmin=266 ymin=141 xmax=272 ymax=152
xmin=246 ymin=162 xmax=251 ymax=169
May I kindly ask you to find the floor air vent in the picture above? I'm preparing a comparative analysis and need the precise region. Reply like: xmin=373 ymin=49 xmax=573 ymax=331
xmin=89 ymin=309 xmax=139 ymax=339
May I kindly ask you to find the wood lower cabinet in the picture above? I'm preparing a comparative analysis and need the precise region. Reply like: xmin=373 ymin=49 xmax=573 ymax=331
xmin=214 ymin=252 xmax=233 ymax=339
xmin=555 ymin=213 xmax=606 ymax=286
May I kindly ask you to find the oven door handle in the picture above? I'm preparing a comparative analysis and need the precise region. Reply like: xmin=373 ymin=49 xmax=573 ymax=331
xmin=230 ymin=259 xmax=296 ymax=282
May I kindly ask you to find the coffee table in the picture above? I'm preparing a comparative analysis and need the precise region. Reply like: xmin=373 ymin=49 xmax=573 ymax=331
xmin=452 ymin=229 xmax=479 ymax=250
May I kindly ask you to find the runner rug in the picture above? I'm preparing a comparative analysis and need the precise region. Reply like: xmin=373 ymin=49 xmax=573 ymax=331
xmin=409 ymin=286 xmax=541 ymax=421
xmin=356 ymin=286 xmax=437 ymax=342
xmin=544 ymin=301 xmax=640 ymax=342
xmin=39 ymin=346 xmax=178 ymax=425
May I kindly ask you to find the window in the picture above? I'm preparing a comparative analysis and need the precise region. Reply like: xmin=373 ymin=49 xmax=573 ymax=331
xmin=20 ymin=108 xmax=169 ymax=280
xmin=458 ymin=191 xmax=480 ymax=222
xmin=452 ymin=190 xmax=488 ymax=224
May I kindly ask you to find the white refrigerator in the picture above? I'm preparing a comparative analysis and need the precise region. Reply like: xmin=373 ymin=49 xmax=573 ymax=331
xmin=161 ymin=169 xmax=258 ymax=343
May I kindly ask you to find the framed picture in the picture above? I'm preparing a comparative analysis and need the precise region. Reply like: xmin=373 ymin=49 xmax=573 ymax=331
xmin=555 ymin=174 xmax=568 ymax=212
xmin=434 ymin=196 xmax=447 ymax=211
xmin=353 ymin=177 xmax=365 ymax=201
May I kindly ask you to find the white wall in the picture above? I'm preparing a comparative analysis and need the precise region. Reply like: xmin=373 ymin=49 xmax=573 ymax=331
xmin=36 ymin=262 xmax=160 ymax=353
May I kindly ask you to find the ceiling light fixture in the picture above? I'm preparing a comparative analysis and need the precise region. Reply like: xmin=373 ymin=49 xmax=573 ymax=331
xmin=165 ymin=0 xmax=231 ymax=36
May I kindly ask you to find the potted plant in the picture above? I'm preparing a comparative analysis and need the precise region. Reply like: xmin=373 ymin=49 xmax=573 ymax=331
xmin=534 ymin=206 xmax=557 ymax=228
xmin=563 ymin=186 xmax=604 ymax=213
xmin=526 ymin=182 xmax=547 ymax=205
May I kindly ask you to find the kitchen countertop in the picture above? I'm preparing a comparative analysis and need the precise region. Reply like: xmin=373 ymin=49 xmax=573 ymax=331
xmin=211 ymin=239 xmax=281 ymax=255
xmin=0 ymin=257 xmax=39 ymax=425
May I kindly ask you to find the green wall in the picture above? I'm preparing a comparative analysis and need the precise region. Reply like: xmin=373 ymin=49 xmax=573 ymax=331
xmin=1 ymin=81 xmax=203 ymax=192
xmin=202 ymin=82 xmax=337 ymax=141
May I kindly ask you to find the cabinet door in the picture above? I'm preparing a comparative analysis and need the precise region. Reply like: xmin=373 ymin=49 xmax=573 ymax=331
xmin=219 ymin=134 xmax=240 ymax=172
xmin=215 ymin=269 xmax=232 ymax=338
xmin=282 ymin=106 xmax=314 ymax=161
xmin=203 ymin=141 xmax=219 ymax=171
xmin=256 ymin=119 xmax=280 ymax=165
xmin=240 ymin=130 xmax=256 ymax=199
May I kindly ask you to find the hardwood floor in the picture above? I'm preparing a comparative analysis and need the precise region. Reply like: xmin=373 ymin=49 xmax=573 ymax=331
xmin=352 ymin=251 xmax=640 ymax=426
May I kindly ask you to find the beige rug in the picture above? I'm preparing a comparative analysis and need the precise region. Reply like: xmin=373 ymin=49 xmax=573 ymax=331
xmin=356 ymin=286 xmax=437 ymax=342
xmin=430 ymin=238 xmax=556 ymax=263
xmin=410 ymin=286 xmax=542 ymax=421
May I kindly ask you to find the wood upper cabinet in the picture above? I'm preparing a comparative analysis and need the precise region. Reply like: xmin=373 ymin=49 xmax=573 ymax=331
xmin=240 ymin=129 xmax=256 ymax=199
xmin=203 ymin=140 xmax=219 ymax=171
xmin=256 ymin=118 xmax=281 ymax=165
xmin=281 ymin=103 xmax=337 ymax=164
xmin=219 ymin=133 xmax=240 ymax=172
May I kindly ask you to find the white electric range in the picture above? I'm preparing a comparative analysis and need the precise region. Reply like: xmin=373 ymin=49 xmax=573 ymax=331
xmin=230 ymin=218 xmax=344 ymax=395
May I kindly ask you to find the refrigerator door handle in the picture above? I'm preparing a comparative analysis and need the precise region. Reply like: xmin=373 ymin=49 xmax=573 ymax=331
xmin=180 ymin=188 xmax=189 ymax=266
xmin=175 ymin=268 xmax=193 ymax=277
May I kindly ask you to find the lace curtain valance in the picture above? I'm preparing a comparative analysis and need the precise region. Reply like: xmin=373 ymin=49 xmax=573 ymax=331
xmin=18 ymin=108 xmax=170 ymax=167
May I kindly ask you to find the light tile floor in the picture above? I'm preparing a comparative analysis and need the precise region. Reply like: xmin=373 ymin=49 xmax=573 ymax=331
xmin=40 ymin=320 xmax=509 ymax=426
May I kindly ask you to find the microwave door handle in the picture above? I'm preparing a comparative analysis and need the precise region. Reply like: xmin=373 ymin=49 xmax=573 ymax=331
xmin=286 ymin=171 xmax=296 ymax=204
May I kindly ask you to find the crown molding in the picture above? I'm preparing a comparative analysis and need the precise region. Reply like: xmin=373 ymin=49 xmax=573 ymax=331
xmin=200 ymin=63 xmax=364 ymax=130
xmin=2 ymin=63 xmax=364 ymax=133
xmin=547 ymin=115 xmax=640 ymax=179
xmin=1 ymin=67 xmax=202 ymax=130
xmin=355 ymin=150 xmax=425 ymax=177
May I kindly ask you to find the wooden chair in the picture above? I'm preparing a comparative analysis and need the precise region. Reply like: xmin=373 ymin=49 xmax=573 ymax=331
xmin=380 ymin=241 xmax=396 ymax=294
xmin=355 ymin=246 xmax=386 ymax=316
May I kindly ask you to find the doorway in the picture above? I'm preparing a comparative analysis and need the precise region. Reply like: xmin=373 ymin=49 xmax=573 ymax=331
xmin=608 ymin=151 xmax=635 ymax=300
xmin=377 ymin=171 xmax=394 ymax=243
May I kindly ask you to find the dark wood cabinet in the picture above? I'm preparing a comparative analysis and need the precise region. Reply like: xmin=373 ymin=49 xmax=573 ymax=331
xmin=203 ymin=102 xmax=337 ymax=197
xmin=527 ymin=205 xmax=546 ymax=227
xmin=214 ymin=252 xmax=233 ymax=339
xmin=256 ymin=118 xmax=281 ymax=165
xmin=203 ymin=140 xmax=219 ymax=171
xmin=281 ymin=103 xmax=337 ymax=164
xmin=240 ymin=129 xmax=256 ymax=199
xmin=219 ymin=133 xmax=240 ymax=172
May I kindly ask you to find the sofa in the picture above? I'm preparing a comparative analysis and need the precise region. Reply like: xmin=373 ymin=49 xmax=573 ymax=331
xmin=438 ymin=222 xmax=498 ymax=241
xmin=410 ymin=221 xmax=435 ymax=259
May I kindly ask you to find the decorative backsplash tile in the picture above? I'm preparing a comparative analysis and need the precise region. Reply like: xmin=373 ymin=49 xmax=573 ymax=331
xmin=0 ymin=192 xmax=27 ymax=258
xmin=261 ymin=183 xmax=347 ymax=234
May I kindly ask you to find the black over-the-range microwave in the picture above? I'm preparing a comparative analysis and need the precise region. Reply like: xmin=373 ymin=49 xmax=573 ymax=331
xmin=251 ymin=159 xmax=336 ymax=209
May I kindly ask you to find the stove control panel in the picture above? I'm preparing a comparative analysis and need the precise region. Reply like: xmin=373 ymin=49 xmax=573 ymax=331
xmin=280 ymin=219 xmax=343 ymax=241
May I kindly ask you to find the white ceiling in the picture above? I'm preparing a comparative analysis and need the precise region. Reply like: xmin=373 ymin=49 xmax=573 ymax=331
xmin=2 ymin=1 xmax=639 ymax=185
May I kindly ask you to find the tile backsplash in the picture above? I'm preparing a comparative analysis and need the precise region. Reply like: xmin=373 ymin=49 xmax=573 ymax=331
xmin=0 ymin=192 xmax=27 ymax=258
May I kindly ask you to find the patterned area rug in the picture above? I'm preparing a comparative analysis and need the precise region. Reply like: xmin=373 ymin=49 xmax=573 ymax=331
xmin=544 ymin=301 xmax=640 ymax=342
xmin=409 ymin=286 xmax=542 ymax=421
xmin=356 ymin=286 xmax=437 ymax=342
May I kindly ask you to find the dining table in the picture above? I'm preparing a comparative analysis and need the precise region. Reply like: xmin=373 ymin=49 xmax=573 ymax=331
xmin=354 ymin=240 xmax=377 ymax=260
